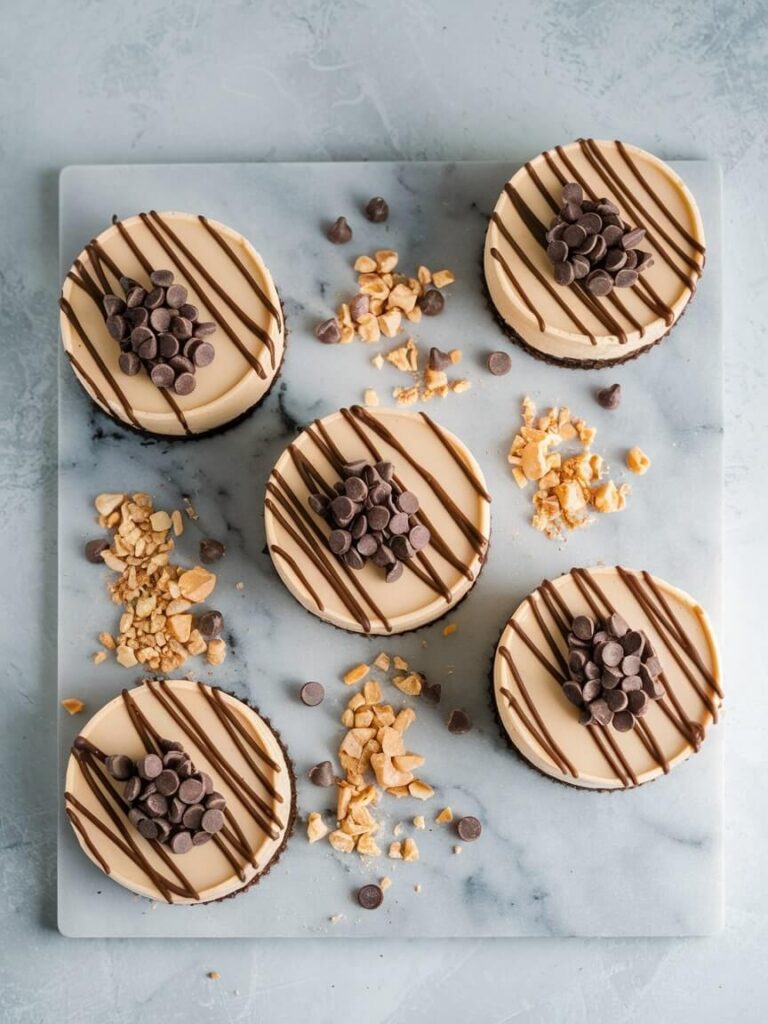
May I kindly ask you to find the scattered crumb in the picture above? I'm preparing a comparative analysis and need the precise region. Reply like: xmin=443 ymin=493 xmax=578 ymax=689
xmin=442 ymin=623 xmax=458 ymax=637
xmin=207 ymin=971 xmax=221 ymax=982
xmin=235 ymin=581 xmax=245 ymax=592
xmin=453 ymin=845 xmax=462 ymax=855
xmin=92 ymin=651 xmax=107 ymax=666
xmin=61 ymin=698 xmax=85 ymax=715
xmin=380 ymin=877 xmax=392 ymax=891
xmin=364 ymin=387 xmax=380 ymax=408
xmin=414 ymin=883 xmax=422 ymax=894
xmin=372 ymin=353 xmax=384 ymax=370
xmin=329 ymin=913 xmax=344 ymax=924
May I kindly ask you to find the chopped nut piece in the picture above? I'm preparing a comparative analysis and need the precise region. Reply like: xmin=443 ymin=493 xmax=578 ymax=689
xmin=372 ymin=353 xmax=384 ymax=370
xmin=178 ymin=567 xmax=217 ymax=603
xmin=393 ymin=673 xmax=422 ymax=696
xmin=393 ymin=707 xmax=416 ymax=733
xmin=61 ymin=698 xmax=85 ymax=715
xmin=206 ymin=638 xmax=227 ymax=665
xmin=380 ymin=876 xmax=392 ymax=891
xmin=356 ymin=833 xmax=381 ymax=857
xmin=116 ymin=645 xmax=138 ymax=668
xmin=329 ymin=830 xmax=355 ymax=853
xmin=393 ymin=655 xmax=409 ymax=671
xmin=436 ymin=807 xmax=454 ymax=824
xmin=442 ymin=623 xmax=457 ymax=637
xmin=378 ymin=308 xmax=403 ymax=337
xmin=373 ymin=651 xmax=390 ymax=672
xmin=101 ymin=551 xmax=127 ymax=573
xmin=363 ymin=388 xmax=380 ymax=408
xmin=363 ymin=679 xmax=382 ymax=704
xmin=149 ymin=510 xmax=172 ymax=532
xmin=206 ymin=971 xmax=221 ymax=982
xmin=402 ymin=837 xmax=420 ymax=862
xmin=453 ymin=845 xmax=462 ymax=855
xmin=354 ymin=254 xmax=377 ymax=273
xmin=168 ymin=614 xmax=192 ymax=643
xmin=92 ymin=650 xmax=108 ymax=665
xmin=94 ymin=493 xmax=124 ymax=517
xmin=431 ymin=269 xmax=455 ymax=288
xmin=413 ymin=815 xmax=426 ymax=830
xmin=375 ymin=249 xmax=399 ymax=273
xmin=451 ymin=379 xmax=471 ymax=394
xmin=171 ymin=510 xmax=184 ymax=536
xmin=343 ymin=662 xmax=370 ymax=686
xmin=627 ymin=446 xmax=651 ymax=475
xmin=307 ymin=811 xmax=329 ymax=843
xmin=408 ymin=779 xmax=434 ymax=800
xmin=98 ymin=631 xmax=116 ymax=650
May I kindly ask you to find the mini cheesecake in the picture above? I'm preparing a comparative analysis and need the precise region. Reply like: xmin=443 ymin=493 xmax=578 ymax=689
xmin=484 ymin=139 xmax=705 ymax=367
xmin=492 ymin=567 xmax=722 ymax=790
xmin=264 ymin=406 xmax=491 ymax=635
xmin=60 ymin=212 xmax=285 ymax=437
xmin=64 ymin=679 xmax=295 ymax=904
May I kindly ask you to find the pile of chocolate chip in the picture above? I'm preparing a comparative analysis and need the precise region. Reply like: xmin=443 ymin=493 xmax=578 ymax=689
xmin=105 ymin=738 xmax=227 ymax=854
xmin=545 ymin=183 xmax=654 ymax=296
xmin=103 ymin=269 xmax=217 ymax=396
xmin=308 ymin=460 xmax=430 ymax=583
xmin=562 ymin=612 xmax=665 ymax=732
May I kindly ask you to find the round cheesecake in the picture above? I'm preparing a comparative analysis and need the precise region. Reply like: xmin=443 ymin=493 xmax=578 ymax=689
xmin=492 ymin=567 xmax=722 ymax=790
xmin=484 ymin=139 xmax=705 ymax=367
xmin=264 ymin=406 xmax=491 ymax=635
xmin=64 ymin=679 xmax=295 ymax=904
xmin=60 ymin=212 xmax=285 ymax=437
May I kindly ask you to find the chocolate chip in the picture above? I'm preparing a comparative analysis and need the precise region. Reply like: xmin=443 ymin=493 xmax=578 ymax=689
xmin=563 ymin=224 xmax=587 ymax=249
xmin=614 ymin=268 xmax=639 ymax=288
xmin=349 ymin=294 xmax=370 ymax=321
xmin=168 ymin=798 xmax=184 ymax=824
xmin=169 ymin=354 xmax=195 ymax=376
xmin=170 ymin=830 xmax=193 ymax=854
xmin=179 ymin=303 xmax=198 ymax=321
xmin=155 ymin=769 xmax=180 ymax=796
xmin=201 ymin=808 xmax=225 ymax=834
xmin=357 ymin=883 xmax=384 ymax=909
xmin=128 ymin=807 xmax=146 ymax=828
xmin=622 ymin=227 xmax=646 ymax=250
xmin=195 ymin=321 xmax=216 ymax=336
xmin=409 ymin=524 xmax=430 ymax=551
xmin=385 ymin=560 xmax=404 ymax=583
xmin=621 ymin=654 xmax=641 ymax=677
xmin=571 ymin=255 xmax=591 ymax=279
xmin=596 ymin=383 xmax=621 ymax=410
xmin=586 ymin=269 xmax=613 ymax=296
xmin=421 ymin=680 xmax=442 ymax=705
xmin=308 ymin=761 xmax=335 ymax=787
xmin=589 ymin=697 xmax=613 ymax=726
xmin=206 ymin=792 xmax=226 ymax=810
xmin=85 ymin=538 xmax=110 ymax=563
xmin=106 ymin=754 xmax=134 ymax=781
xmin=397 ymin=491 xmax=419 ymax=515
xmin=603 ymin=248 xmax=627 ymax=273
xmin=578 ymin=212 xmax=602 ymax=234
xmin=357 ymin=534 xmax=378 ymax=557
xmin=194 ymin=613 xmax=222 ymax=645
xmin=547 ymin=240 xmax=568 ymax=263
xmin=125 ymin=286 xmax=146 ymax=308
xmin=300 ymin=681 xmax=325 ymax=707
xmin=174 ymin=372 xmax=196 ymax=396
xmin=328 ymin=529 xmax=351 ymax=555
xmin=456 ymin=816 xmax=482 ymax=842
xmin=144 ymin=793 xmax=169 ymax=818
xmin=103 ymin=294 xmax=126 ymax=317
xmin=600 ymin=641 xmax=624 ymax=668
xmin=137 ymin=754 xmax=163 ymax=780
xmin=612 ymin=710 xmax=635 ymax=732
xmin=200 ymin=538 xmax=225 ymax=564
xmin=562 ymin=202 xmax=582 ymax=223
xmin=487 ymin=351 xmax=512 ymax=376
xmin=419 ymin=289 xmax=444 ymax=316
xmin=622 ymin=675 xmax=642 ymax=692
xmin=563 ymin=681 xmax=584 ymax=706
xmin=327 ymin=216 xmax=352 ymax=244
xmin=364 ymin=196 xmax=389 ymax=223
xmin=345 ymin=548 xmax=366 ymax=570
xmin=345 ymin=476 xmax=368 ymax=502
xmin=315 ymin=317 xmax=342 ymax=346
xmin=166 ymin=283 xmax=188 ymax=309
xmin=123 ymin=776 xmax=142 ymax=803
xmin=138 ymin=818 xmax=160 ymax=841
xmin=187 ymin=339 xmax=216 ymax=367
xmin=150 ymin=363 xmax=175 ymax=388
xmin=562 ymin=182 xmax=583 ymax=204
xmin=428 ymin=347 xmax=452 ymax=371
xmin=553 ymin=261 xmax=575 ymax=286
xmin=628 ymin=689 xmax=649 ymax=716
xmin=601 ymin=224 xmax=624 ymax=247
xmin=178 ymin=778 xmax=205 ymax=805
xmin=572 ymin=615 xmax=594 ymax=641
xmin=447 ymin=708 xmax=472 ymax=734
xmin=106 ymin=314 xmax=127 ymax=340
xmin=144 ymin=286 xmax=165 ymax=310
xmin=137 ymin=335 xmax=158 ymax=361
xmin=151 ymin=269 xmax=174 ymax=288
xmin=582 ymin=679 xmax=602 ymax=703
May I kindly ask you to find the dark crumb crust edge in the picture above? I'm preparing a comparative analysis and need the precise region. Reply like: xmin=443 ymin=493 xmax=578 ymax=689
xmin=480 ymin=249 xmax=701 ymax=370
xmin=66 ymin=298 xmax=289 ymax=442
xmin=485 ymin=622 xmax=706 ymax=793
xmin=68 ymin=682 xmax=298 ymax=906
xmin=269 ymin=521 xmax=493 ymax=641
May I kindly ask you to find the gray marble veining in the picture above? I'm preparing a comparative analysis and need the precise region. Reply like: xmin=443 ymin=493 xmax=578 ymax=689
xmin=58 ymin=160 xmax=722 ymax=938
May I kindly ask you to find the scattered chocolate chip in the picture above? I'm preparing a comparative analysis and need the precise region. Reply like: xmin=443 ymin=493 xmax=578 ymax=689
xmin=357 ymin=883 xmax=384 ymax=909
xmin=84 ymin=538 xmax=110 ymax=563
xmin=300 ymin=681 xmax=325 ymax=707
xmin=364 ymin=197 xmax=389 ymax=223
xmin=447 ymin=708 xmax=471 ymax=734
xmin=421 ymin=680 xmax=442 ymax=705
xmin=349 ymin=294 xmax=370 ymax=321
xmin=418 ymin=289 xmax=444 ymax=316
xmin=309 ymin=761 xmax=335 ymax=787
xmin=327 ymin=216 xmax=352 ymax=244
xmin=428 ymin=347 xmax=452 ymax=371
xmin=315 ymin=317 xmax=341 ymax=345
xmin=456 ymin=816 xmax=482 ymax=842
xmin=487 ymin=350 xmax=512 ymax=376
xmin=199 ymin=538 xmax=225 ymax=564
xmin=597 ymin=383 xmax=622 ymax=410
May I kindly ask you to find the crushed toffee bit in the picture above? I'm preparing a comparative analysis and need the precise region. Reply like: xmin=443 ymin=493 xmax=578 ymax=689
xmin=307 ymin=811 xmax=329 ymax=843
xmin=626 ymin=446 xmax=651 ymax=474
xmin=62 ymin=698 xmax=86 ymax=715
xmin=442 ymin=623 xmax=458 ymax=637
xmin=507 ymin=397 xmax=632 ymax=539
xmin=90 ymin=493 xmax=223 ymax=673
xmin=435 ymin=807 xmax=453 ymax=824
xmin=363 ymin=387 xmax=380 ymax=408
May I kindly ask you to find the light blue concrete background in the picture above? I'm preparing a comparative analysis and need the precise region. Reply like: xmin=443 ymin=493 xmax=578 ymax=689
xmin=1 ymin=1 xmax=765 ymax=1021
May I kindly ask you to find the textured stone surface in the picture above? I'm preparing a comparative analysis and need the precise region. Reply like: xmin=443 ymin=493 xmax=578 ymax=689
xmin=0 ymin=0 xmax=765 ymax=1020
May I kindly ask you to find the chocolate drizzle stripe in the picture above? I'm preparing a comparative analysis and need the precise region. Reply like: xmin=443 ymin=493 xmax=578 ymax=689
xmin=200 ymin=685 xmax=283 ymax=809
xmin=578 ymin=139 xmax=699 ymax=289
xmin=420 ymin=413 xmax=492 ymax=501
xmin=350 ymin=407 xmax=488 ymax=554
xmin=288 ymin=445 xmax=338 ymax=500
xmin=266 ymin=481 xmax=377 ymax=633
xmin=127 ymin=213 xmax=267 ymax=380
xmin=492 ymin=212 xmax=597 ymax=344
xmin=65 ymin=352 xmax=110 ymax=410
xmin=151 ymin=212 xmax=277 ymax=359
xmin=113 ymin=216 xmax=152 ymax=273
xmin=198 ymin=215 xmax=282 ymax=358
xmin=525 ymin=160 xmax=560 ymax=214
xmin=504 ymin=183 xmax=629 ymax=344
xmin=584 ymin=726 xmax=630 ymax=788
xmin=146 ymin=680 xmax=282 ymax=838
xmin=500 ymin=686 xmax=576 ymax=779
xmin=72 ymin=259 xmax=105 ymax=305
xmin=84 ymin=243 xmax=113 ymax=294
xmin=59 ymin=296 xmax=143 ymax=430
xmin=66 ymin=806 xmax=111 ymax=875
xmin=636 ymin=718 xmax=670 ymax=774
xmin=509 ymin=618 xmax=566 ymax=684
xmin=499 ymin=650 xmax=577 ymax=777
xmin=541 ymin=577 xmax=573 ymax=625
xmin=542 ymin=147 xmax=677 ymax=324
xmin=208 ymin=684 xmax=282 ymax=772
xmin=525 ymin=594 xmax=569 ymax=678
xmin=270 ymin=546 xmax=324 ymax=611
xmin=641 ymin=571 xmax=722 ymax=696
xmin=595 ymin=725 xmax=638 ymax=786
xmin=616 ymin=568 xmax=720 ymax=721
xmin=489 ymin=246 xmax=546 ymax=331
xmin=615 ymin=141 xmax=706 ymax=254
xmin=213 ymin=833 xmax=248 ymax=881
xmin=569 ymin=569 xmax=604 ymax=619
xmin=337 ymin=409 xmax=458 ymax=596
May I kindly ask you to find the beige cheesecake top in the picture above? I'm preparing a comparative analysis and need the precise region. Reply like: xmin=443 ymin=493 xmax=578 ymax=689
xmin=65 ymin=679 xmax=294 ymax=904
xmin=484 ymin=139 xmax=705 ymax=364
xmin=493 ymin=567 xmax=722 ymax=790
xmin=60 ymin=212 xmax=284 ymax=437
xmin=264 ymin=407 xmax=492 ymax=635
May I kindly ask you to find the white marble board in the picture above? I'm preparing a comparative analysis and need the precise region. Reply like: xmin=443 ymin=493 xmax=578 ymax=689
xmin=58 ymin=160 xmax=722 ymax=938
